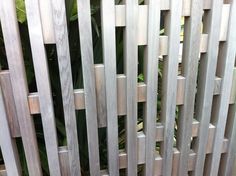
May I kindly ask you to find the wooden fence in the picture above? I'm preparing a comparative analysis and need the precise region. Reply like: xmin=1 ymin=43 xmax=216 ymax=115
xmin=0 ymin=0 xmax=236 ymax=175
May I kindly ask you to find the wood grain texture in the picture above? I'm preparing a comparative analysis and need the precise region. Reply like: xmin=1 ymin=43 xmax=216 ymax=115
xmin=101 ymin=0 xmax=119 ymax=175
xmin=0 ymin=71 xmax=20 ymax=138
xmin=0 ymin=85 xmax=21 ymax=176
xmin=49 ymin=0 xmax=81 ymax=174
xmin=219 ymin=103 xmax=236 ymax=175
xmin=0 ymin=1 xmax=42 ymax=175
xmin=59 ymin=146 xmax=70 ymax=176
xmin=219 ymin=4 xmax=230 ymax=42
xmin=192 ymin=0 xmax=223 ymax=175
xmin=124 ymin=0 xmax=138 ymax=175
xmin=160 ymin=0 xmax=182 ymax=175
xmin=28 ymin=74 xmax=186 ymax=115
xmin=24 ymin=0 xmax=61 ymax=175
xmin=39 ymin=0 xmax=55 ymax=43
xmin=203 ymin=1 xmax=236 ymax=175
xmin=94 ymin=64 xmax=107 ymax=128
xmin=0 ymin=165 xmax=7 ymax=176
xmin=57 ymin=125 xmax=229 ymax=175
xmin=230 ymin=68 xmax=236 ymax=104
xmin=176 ymin=0 xmax=203 ymax=175
xmin=77 ymin=0 xmax=100 ymax=175
xmin=143 ymin=0 xmax=160 ymax=175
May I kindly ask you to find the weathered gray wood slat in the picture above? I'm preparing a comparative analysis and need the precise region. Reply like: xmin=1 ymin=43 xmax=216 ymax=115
xmin=49 ymin=0 xmax=81 ymax=175
xmin=160 ymin=0 xmax=182 ymax=175
xmin=0 ymin=71 xmax=20 ymax=138
xmin=192 ymin=0 xmax=223 ymax=175
xmin=229 ymin=68 xmax=236 ymax=104
xmin=0 ymin=1 xmax=42 ymax=175
xmin=77 ymin=0 xmax=100 ymax=175
xmin=94 ymin=64 xmax=107 ymax=128
xmin=143 ymin=0 xmax=160 ymax=175
xmin=39 ymin=0 xmax=55 ymax=44
xmin=24 ymin=0 xmax=62 ymax=175
xmin=219 ymin=103 xmax=236 ymax=176
xmin=176 ymin=0 xmax=203 ymax=175
xmin=204 ymin=1 xmax=236 ymax=175
xmin=0 ymin=84 xmax=21 ymax=176
xmin=59 ymin=146 xmax=70 ymax=176
xmin=101 ymin=0 xmax=119 ymax=175
xmin=124 ymin=0 xmax=138 ymax=175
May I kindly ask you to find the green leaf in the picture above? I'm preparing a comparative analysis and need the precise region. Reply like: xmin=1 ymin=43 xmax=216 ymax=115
xmin=16 ymin=0 xmax=27 ymax=23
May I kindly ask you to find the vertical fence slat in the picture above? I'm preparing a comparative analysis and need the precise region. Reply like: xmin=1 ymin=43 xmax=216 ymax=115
xmin=24 ymin=0 xmax=62 ymax=175
xmin=219 ymin=70 xmax=236 ymax=175
xmin=49 ymin=0 xmax=81 ymax=175
xmin=101 ymin=0 xmax=119 ymax=175
xmin=0 ymin=71 xmax=20 ymax=138
xmin=38 ymin=0 xmax=55 ymax=44
xmin=124 ymin=0 xmax=138 ymax=175
xmin=160 ymin=0 xmax=182 ymax=175
xmin=77 ymin=0 xmax=100 ymax=175
xmin=0 ymin=83 xmax=21 ymax=176
xmin=0 ymin=1 xmax=42 ymax=175
xmin=176 ymin=0 xmax=203 ymax=175
xmin=143 ymin=0 xmax=160 ymax=175
xmin=204 ymin=1 xmax=236 ymax=175
xmin=192 ymin=0 xmax=223 ymax=175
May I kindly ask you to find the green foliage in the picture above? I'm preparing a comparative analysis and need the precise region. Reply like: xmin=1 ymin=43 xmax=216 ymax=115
xmin=16 ymin=0 xmax=26 ymax=23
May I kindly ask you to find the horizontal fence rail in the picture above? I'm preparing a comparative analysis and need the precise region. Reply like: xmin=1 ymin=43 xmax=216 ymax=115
xmin=0 ymin=0 xmax=236 ymax=175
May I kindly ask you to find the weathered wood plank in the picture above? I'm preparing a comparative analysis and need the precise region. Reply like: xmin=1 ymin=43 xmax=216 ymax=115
xmin=124 ymin=0 xmax=138 ymax=174
xmin=229 ymin=68 xmax=236 ymax=104
xmin=58 ymin=120 xmax=228 ymax=175
xmin=59 ymin=146 xmax=70 ymax=176
xmin=204 ymin=1 xmax=236 ymax=175
xmin=77 ymin=0 xmax=100 ymax=174
xmin=0 ymin=0 xmax=42 ymax=175
xmin=192 ymin=0 xmax=223 ymax=175
xmin=176 ymin=0 xmax=203 ymax=175
xmin=0 ymin=165 xmax=7 ymax=176
xmin=160 ymin=0 xmax=182 ymax=175
xmin=143 ymin=0 xmax=160 ymax=175
xmin=219 ymin=103 xmax=236 ymax=175
xmin=219 ymin=4 xmax=230 ymax=41
xmin=24 ymin=0 xmax=62 ymax=175
xmin=115 ymin=1 xmax=211 ymax=27
xmin=94 ymin=64 xmax=107 ymax=128
xmin=137 ymin=5 xmax=147 ymax=46
xmin=101 ymin=0 xmax=119 ymax=174
xmin=49 ymin=0 xmax=81 ymax=174
xmin=39 ymin=0 xmax=55 ymax=43
xmin=0 ymin=85 xmax=21 ymax=176
xmin=0 ymin=71 xmax=20 ymax=138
